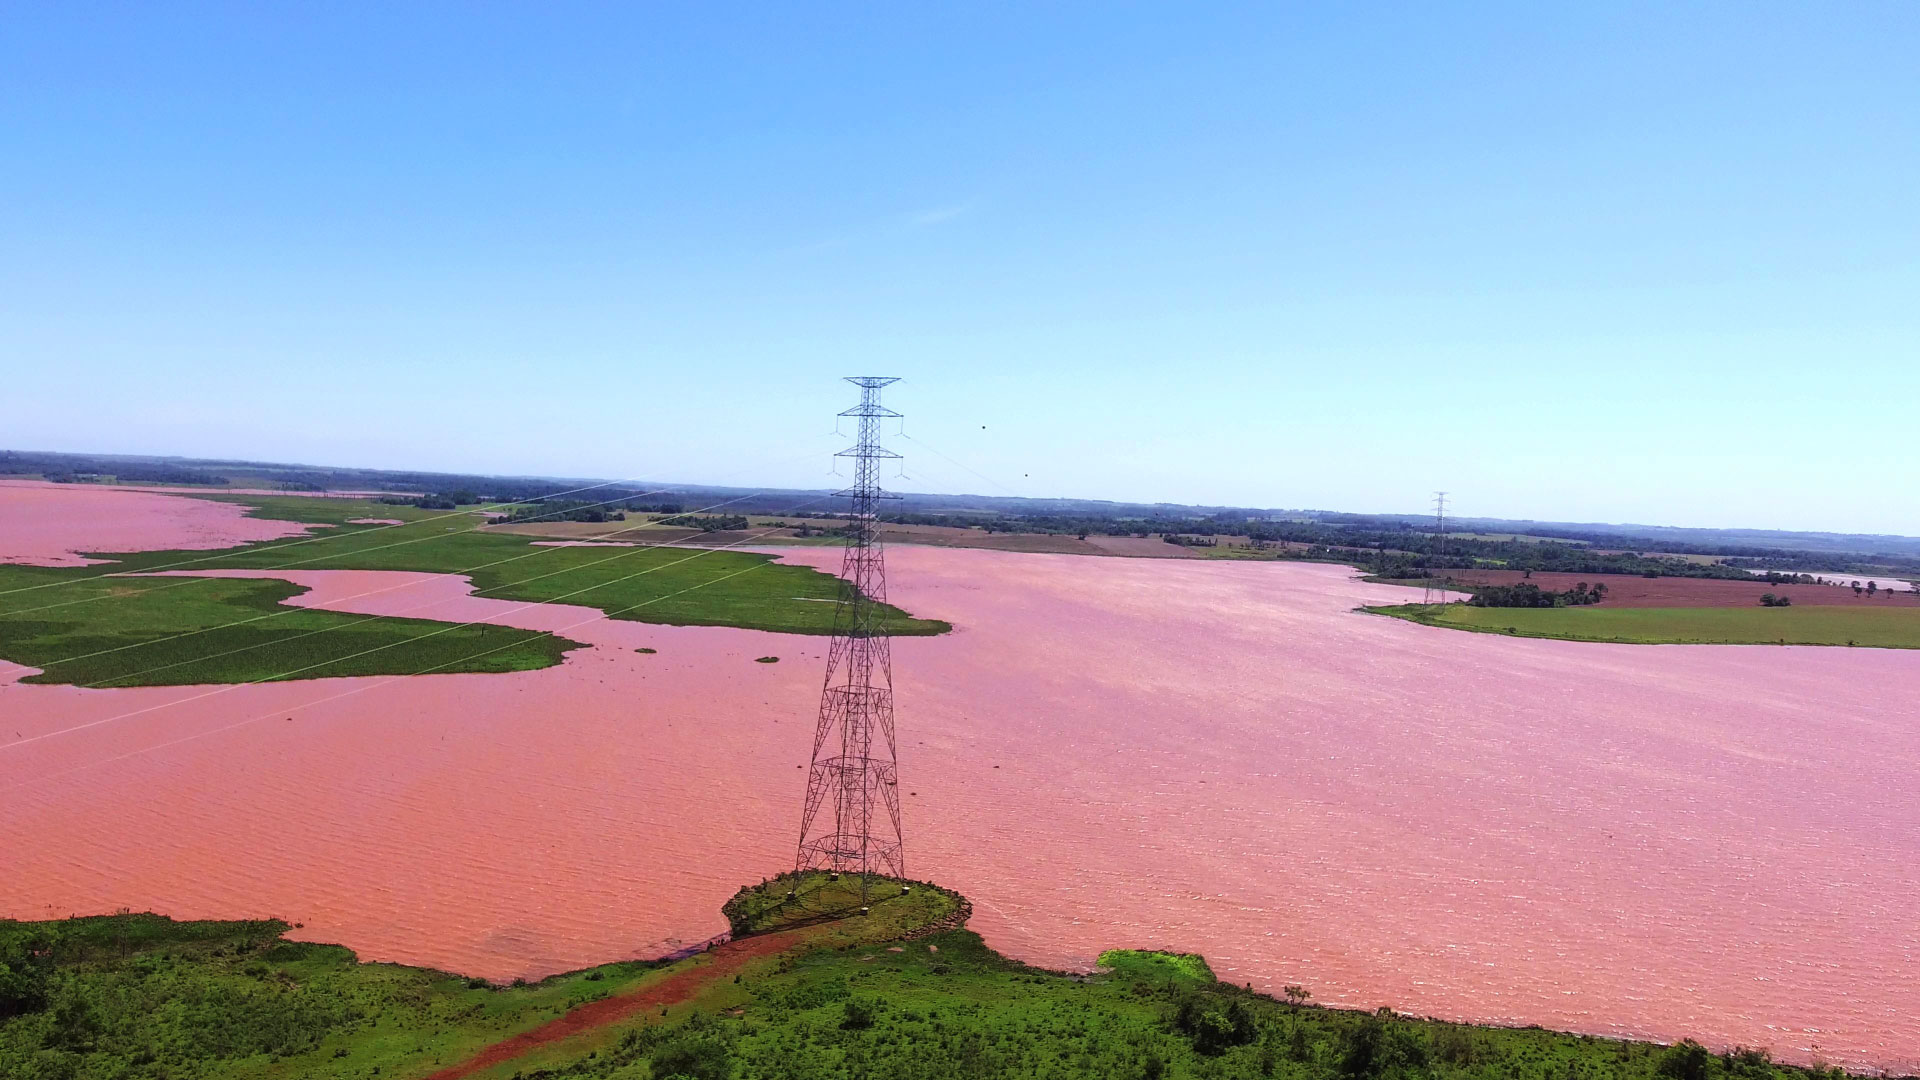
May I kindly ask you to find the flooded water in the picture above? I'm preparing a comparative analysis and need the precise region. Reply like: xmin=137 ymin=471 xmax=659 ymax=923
xmin=0 ymin=535 xmax=1915 ymax=1069
xmin=0 ymin=480 xmax=319 ymax=566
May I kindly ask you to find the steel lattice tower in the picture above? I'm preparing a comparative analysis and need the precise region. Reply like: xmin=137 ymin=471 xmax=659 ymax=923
xmin=1423 ymin=491 xmax=1450 ymax=605
xmin=795 ymin=377 xmax=906 ymax=896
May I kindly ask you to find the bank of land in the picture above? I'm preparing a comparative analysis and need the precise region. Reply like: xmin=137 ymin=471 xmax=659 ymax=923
xmin=1367 ymin=569 xmax=1920 ymax=648
xmin=1370 ymin=601 xmax=1920 ymax=649
xmin=2 ymin=877 xmax=1889 ymax=1080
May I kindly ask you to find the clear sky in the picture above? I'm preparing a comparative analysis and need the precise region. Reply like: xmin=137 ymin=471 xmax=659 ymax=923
xmin=3 ymin=4 xmax=1915 ymax=533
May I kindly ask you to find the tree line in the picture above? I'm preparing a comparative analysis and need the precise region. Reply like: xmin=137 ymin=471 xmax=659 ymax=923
xmin=1467 ymin=582 xmax=1609 ymax=608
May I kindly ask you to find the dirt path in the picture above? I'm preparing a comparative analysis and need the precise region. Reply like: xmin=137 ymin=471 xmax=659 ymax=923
xmin=421 ymin=927 xmax=814 ymax=1080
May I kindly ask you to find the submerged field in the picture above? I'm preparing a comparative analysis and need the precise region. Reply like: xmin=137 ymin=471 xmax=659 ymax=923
xmin=0 ymin=485 xmax=945 ymax=687
xmin=1370 ymin=601 xmax=1920 ymax=648
xmin=3 ymin=487 xmax=1918 ymax=1070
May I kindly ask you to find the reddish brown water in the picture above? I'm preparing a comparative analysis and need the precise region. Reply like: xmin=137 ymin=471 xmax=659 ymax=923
xmin=0 ymin=539 xmax=1915 ymax=1068
xmin=0 ymin=480 xmax=319 ymax=565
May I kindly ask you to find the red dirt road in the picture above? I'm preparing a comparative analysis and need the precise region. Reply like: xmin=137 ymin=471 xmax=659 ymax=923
xmin=1436 ymin=570 xmax=1920 ymax=608
xmin=422 ymin=926 xmax=813 ymax=1080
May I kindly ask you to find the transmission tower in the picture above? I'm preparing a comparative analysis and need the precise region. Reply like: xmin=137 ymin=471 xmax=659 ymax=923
xmin=1423 ymin=491 xmax=1449 ymax=605
xmin=795 ymin=376 xmax=906 ymax=902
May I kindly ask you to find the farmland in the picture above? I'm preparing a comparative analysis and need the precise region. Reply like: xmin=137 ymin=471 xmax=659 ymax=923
xmin=1371 ymin=601 xmax=1920 ymax=649
xmin=1403 ymin=570 xmax=1920 ymax=609
xmin=0 ymin=491 xmax=947 ymax=688
xmin=1366 ymin=569 xmax=1920 ymax=648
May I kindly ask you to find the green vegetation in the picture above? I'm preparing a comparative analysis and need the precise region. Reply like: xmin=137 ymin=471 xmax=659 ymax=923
xmin=721 ymin=872 xmax=964 ymax=943
xmin=2 ymin=892 xmax=1881 ymax=1080
xmin=0 ymin=913 xmax=677 ymax=1080
xmin=0 ymin=493 xmax=947 ymax=688
xmin=886 ymin=513 xmax=1798 ymax=581
xmin=659 ymin=515 xmax=752 ymax=532
xmin=1370 ymin=603 xmax=1920 ymax=649
xmin=0 ymin=571 xmax=576 ymax=687
xmin=1467 ymin=582 xmax=1608 ymax=608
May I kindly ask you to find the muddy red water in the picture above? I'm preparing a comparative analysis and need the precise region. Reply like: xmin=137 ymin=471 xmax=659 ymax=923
xmin=1 ymin=530 xmax=1915 ymax=1068
xmin=0 ymin=480 xmax=318 ymax=566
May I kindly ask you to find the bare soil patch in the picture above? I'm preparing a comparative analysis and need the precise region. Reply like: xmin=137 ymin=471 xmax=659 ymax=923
xmin=1085 ymin=535 xmax=1203 ymax=558
xmin=422 ymin=927 xmax=816 ymax=1080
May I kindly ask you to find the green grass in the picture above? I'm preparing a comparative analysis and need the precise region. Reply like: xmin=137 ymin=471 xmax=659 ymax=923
xmin=1369 ymin=602 xmax=1920 ymax=648
xmin=0 ymin=572 xmax=578 ymax=687
xmin=2 ymin=897 xmax=1883 ymax=1080
xmin=721 ymin=872 xmax=963 ymax=943
xmin=0 ymin=494 xmax=948 ymax=687
xmin=0 ymin=913 xmax=679 ymax=1080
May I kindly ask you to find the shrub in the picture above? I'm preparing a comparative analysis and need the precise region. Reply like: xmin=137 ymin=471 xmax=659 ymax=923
xmin=0 ymin=944 xmax=51 ymax=1019
xmin=650 ymin=1034 xmax=733 ymax=1080
xmin=841 ymin=996 xmax=880 ymax=1029
xmin=1172 ymin=990 xmax=1256 ymax=1055
xmin=1656 ymin=1039 xmax=1714 ymax=1080
xmin=1432 ymin=1025 xmax=1486 ymax=1065
xmin=1337 ymin=1014 xmax=1429 ymax=1080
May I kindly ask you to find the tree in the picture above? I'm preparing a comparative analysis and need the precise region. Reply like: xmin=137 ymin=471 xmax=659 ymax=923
xmin=1173 ymin=991 xmax=1257 ymax=1054
xmin=1337 ymin=1013 xmax=1429 ymax=1080
xmin=0 ymin=944 xmax=50 ymax=1019
xmin=1656 ymin=1039 xmax=1714 ymax=1080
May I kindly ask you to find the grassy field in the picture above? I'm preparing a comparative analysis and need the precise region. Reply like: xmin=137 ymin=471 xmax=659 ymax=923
xmin=0 ymin=494 xmax=949 ymax=687
xmin=0 ymin=912 xmax=681 ymax=1080
xmin=1369 ymin=602 xmax=1920 ymax=648
xmin=0 ymin=886 xmax=1879 ymax=1080
xmin=0 ymin=570 xmax=578 ymax=687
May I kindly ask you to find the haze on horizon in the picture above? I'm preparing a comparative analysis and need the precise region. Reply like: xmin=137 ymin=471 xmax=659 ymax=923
xmin=3 ymin=4 xmax=1916 ymax=534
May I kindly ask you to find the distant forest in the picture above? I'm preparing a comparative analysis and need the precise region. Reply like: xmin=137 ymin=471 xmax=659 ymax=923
xmin=0 ymin=451 xmax=229 ymax=487
xmin=7 ymin=449 xmax=1917 ymax=580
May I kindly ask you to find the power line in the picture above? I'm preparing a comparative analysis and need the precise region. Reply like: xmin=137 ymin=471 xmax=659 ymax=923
xmin=896 ymin=431 xmax=1025 ymax=499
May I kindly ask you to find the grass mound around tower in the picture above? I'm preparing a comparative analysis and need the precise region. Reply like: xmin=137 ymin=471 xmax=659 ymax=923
xmin=720 ymin=871 xmax=966 ymax=944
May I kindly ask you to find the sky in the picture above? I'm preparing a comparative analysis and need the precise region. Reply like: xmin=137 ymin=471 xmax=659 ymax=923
xmin=2 ymin=3 xmax=1916 ymax=533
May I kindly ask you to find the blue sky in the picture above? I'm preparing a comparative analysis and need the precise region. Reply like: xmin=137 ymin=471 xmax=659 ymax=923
xmin=3 ymin=3 xmax=1915 ymax=532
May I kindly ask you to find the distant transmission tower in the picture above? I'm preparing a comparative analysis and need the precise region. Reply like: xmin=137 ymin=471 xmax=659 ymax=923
xmin=795 ymin=376 xmax=906 ymax=900
xmin=1423 ymin=491 xmax=1449 ymax=605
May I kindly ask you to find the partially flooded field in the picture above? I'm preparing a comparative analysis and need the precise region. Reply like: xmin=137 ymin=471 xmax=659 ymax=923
xmin=1 ymin=519 xmax=1916 ymax=1069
